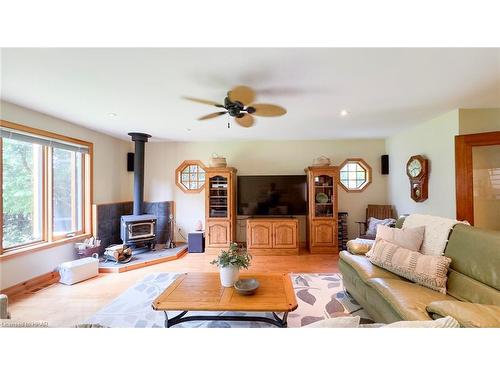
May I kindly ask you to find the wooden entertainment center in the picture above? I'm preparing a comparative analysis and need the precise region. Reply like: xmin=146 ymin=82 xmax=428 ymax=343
xmin=204 ymin=165 xmax=339 ymax=255
xmin=246 ymin=218 xmax=299 ymax=255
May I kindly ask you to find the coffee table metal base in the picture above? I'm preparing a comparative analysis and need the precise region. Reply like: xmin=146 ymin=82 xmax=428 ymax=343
xmin=164 ymin=311 xmax=289 ymax=328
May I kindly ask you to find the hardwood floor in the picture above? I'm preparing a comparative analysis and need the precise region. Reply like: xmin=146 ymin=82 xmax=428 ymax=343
xmin=8 ymin=251 xmax=339 ymax=327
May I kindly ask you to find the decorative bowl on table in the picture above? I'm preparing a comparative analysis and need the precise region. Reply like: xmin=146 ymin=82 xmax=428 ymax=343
xmin=234 ymin=278 xmax=260 ymax=295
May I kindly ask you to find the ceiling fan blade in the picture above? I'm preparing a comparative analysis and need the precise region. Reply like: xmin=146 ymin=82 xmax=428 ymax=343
xmin=250 ymin=103 xmax=287 ymax=117
xmin=183 ymin=96 xmax=224 ymax=107
xmin=235 ymin=114 xmax=255 ymax=127
xmin=228 ymin=86 xmax=255 ymax=105
xmin=198 ymin=111 xmax=227 ymax=120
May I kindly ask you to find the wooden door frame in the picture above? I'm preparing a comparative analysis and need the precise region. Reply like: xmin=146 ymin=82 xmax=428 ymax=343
xmin=455 ymin=131 xmax=500 ymax=224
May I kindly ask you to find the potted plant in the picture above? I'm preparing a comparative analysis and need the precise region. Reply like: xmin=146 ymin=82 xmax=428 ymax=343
xmin=210 ymin=243 xmax=252 ymax=287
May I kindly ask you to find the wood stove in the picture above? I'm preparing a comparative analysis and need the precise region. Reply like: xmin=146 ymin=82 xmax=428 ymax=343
xmin=121 ymin=132 xmax=157 ymax=250
xmin=121 ymin=214 xmax=157 ymax=248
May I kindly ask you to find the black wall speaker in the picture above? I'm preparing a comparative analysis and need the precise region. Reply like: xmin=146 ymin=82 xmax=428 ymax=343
xmin=127 ymin=152 xmax=134 ymax=172
xmin=381 ymin=154 xmax=389 ymax=175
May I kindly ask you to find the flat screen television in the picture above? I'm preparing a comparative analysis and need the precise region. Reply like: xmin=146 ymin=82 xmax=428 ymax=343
xmin=237 ymin=175 xmax=307 ymax=216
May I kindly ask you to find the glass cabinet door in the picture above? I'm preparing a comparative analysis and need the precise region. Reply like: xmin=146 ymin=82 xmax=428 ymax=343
xmin=208 ymin=175 xmax=228 ymax=218
xmin=313 ymin=174 xmax=334 ymax=217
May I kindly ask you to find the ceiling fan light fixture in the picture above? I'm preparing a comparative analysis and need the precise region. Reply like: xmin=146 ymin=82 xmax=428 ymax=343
xmin=184 ymin=85 xmax=286 ymax=128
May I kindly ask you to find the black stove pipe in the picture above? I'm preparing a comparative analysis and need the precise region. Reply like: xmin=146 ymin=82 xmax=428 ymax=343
xmin=128 ymin=132 xmax=151 ymax=215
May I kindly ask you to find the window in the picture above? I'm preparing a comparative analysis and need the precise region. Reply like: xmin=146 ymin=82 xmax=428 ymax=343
xmin=339 ymin=158 xmax=372 ymax=192
xmin=1 ymin=120 xmax=92 ymax=254
xmin=52 ymin=148 xmax=84 ymax=238
xmin=2 ymin=138 xmax=44 ymax=248
xmin=175 ymin=160 xmax=206 ymax=193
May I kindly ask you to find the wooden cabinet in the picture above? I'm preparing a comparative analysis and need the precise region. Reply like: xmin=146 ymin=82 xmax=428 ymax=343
xmin=206 ymin=220 xmax=231 ymax=247
xmin=310 ymin=220 xmax=336 ymax=247
xmin=247 ymin=221 xmax=272 ymax=249
xmin=273 ymin=222 xmax=298 ymax=249
xmin=305 ymin=166 xmax=339 ymax=253
xmin=246 ymin=218 xmax=298 ymax=255
xmin=205 ymin=167 xmax=237 ymax=254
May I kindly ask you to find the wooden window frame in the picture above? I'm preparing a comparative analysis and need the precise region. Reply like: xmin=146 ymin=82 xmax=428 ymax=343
xmin=0 ymin=120 xmax=94 ymax=259
xmin=175 ymin=160 xmax=207 ymax=194
xmin=455 ymin=131 xmax=500 ymax=224
xmin=338 ymin=158 xmax=372 ymax=192
xmin=51 ymin=148 xmax=86 ymax=241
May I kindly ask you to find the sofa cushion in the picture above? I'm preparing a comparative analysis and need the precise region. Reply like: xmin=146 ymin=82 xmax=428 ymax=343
xmin=445 ymin=224 xmax=500 ymax=292
xmin=367 ymin=239 xmax=452 ymax=294
xmin=366 ymin=278 xmax=456 ymax=321
xmin=346 ymin=238 xmax=374 ymax=255
xmin=446 ymin=269 xmax=500 ymax=306
xmin=381 ymin=315 xmax=460 ymax=328
xmin=426 ymin=301 xmax=500 ymax=328
xmin=339 ymin=251 xmax=404 ymax=283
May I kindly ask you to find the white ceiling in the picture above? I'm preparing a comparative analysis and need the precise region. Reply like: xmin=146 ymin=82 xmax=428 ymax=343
xmin=1 ymin=48 xmax=499 ymax=141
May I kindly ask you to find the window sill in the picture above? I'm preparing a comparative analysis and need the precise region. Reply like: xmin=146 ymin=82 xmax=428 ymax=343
xmin=0 ymin=234 xmax=91 ymax=261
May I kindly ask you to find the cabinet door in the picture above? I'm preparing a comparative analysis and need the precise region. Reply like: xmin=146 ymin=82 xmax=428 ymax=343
xmin=247 ymin=221 xmax=272 ymax=248
xmin=207 ymin=220 xmax=231 ymax=247
xmin=272 ymin=222 xmax=298 ymax=249
xmin=311 ymin=219 xmax=337 ymax=247
xmin=206 ymin=174 xmax=229 ymax=219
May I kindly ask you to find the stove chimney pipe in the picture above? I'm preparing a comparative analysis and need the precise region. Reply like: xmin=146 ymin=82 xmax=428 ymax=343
xmin=128 ymin=132 xmax=151 ymax=216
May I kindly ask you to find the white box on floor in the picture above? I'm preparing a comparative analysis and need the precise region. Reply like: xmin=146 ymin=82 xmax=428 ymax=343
xmin=58 ymin=254 xmax=99 ymax=285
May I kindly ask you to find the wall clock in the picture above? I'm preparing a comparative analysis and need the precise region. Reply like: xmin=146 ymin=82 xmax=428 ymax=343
xmin=406 ymin=155 xmax=429 ymax=202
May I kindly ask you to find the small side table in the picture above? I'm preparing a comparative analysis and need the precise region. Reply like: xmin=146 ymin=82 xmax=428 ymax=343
xmin=188 ymin=231 xmax=205 ymax=253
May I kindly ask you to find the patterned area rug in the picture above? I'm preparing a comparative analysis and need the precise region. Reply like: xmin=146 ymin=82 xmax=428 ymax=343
xmin=86 ymin=272 xmax=374 ymax=328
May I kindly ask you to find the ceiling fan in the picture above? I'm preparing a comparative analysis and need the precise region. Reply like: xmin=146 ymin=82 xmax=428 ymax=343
xmin=183 ymin=85 xmax=287 ymax=128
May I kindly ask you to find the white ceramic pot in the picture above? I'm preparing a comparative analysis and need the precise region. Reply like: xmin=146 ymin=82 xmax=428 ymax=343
xmin=219 ymin=266 xmax=240 ymax=287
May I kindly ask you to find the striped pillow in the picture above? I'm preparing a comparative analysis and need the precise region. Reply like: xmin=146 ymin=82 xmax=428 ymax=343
xmin=367 ymin=239 xmax=452 ymax=294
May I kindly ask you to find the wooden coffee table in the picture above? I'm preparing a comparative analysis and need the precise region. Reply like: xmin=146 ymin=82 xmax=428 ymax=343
xmin=152 ymin=272 xmax=298 ymax=328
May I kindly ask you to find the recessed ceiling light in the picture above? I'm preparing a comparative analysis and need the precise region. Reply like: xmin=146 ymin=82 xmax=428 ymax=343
xmin=186 ymin=128 xmax=192 ymax=132
xmin=108 ymin=112 xmax=117 ymax=117
xmin=340 ymin=110 xmax=349 ymax=117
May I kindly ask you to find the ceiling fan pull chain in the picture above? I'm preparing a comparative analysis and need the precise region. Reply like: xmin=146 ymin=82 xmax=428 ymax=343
xmin=227 ymin=113 xmax=231 ymax=128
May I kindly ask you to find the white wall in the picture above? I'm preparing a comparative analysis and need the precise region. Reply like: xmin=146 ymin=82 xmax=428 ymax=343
xmin=0 ymin=101 xmax=133 ymax=289
xmin=1 ymin=101 xmax=133 ymax=204
xmin=386 ymin=110 xmax=460 ymax=218
xmin=144 ymin=139 xmax=388 ymax=241
xmin=459 ymin=108 xmax=500 ymax=135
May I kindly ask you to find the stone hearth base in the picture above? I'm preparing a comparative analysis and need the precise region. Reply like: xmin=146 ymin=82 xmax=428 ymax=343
xmin=98 ymin=244 xmax=188 ymax=273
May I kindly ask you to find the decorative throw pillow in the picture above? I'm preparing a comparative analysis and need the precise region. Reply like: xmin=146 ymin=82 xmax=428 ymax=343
xmin=381 ymin=316 xmax=460 ymax=328
xmin=367 ymin=239 xmax=452 ymax=294
xmin=304 ymin=316 xmax=361 ymax=328
xmin=365 ymin=217 xmax=396 ymax=237
xmin=375 ymin=224 xmax=425 ymax=252
xmin=346 ymin=238 xmax=375 ymax=255
xmin=402 ymin=214 xmax=466 ymax=256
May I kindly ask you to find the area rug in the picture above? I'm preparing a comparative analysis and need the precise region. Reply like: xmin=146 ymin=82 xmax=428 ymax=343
xmin=85 ymin=272 xmax=374 ymax=328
